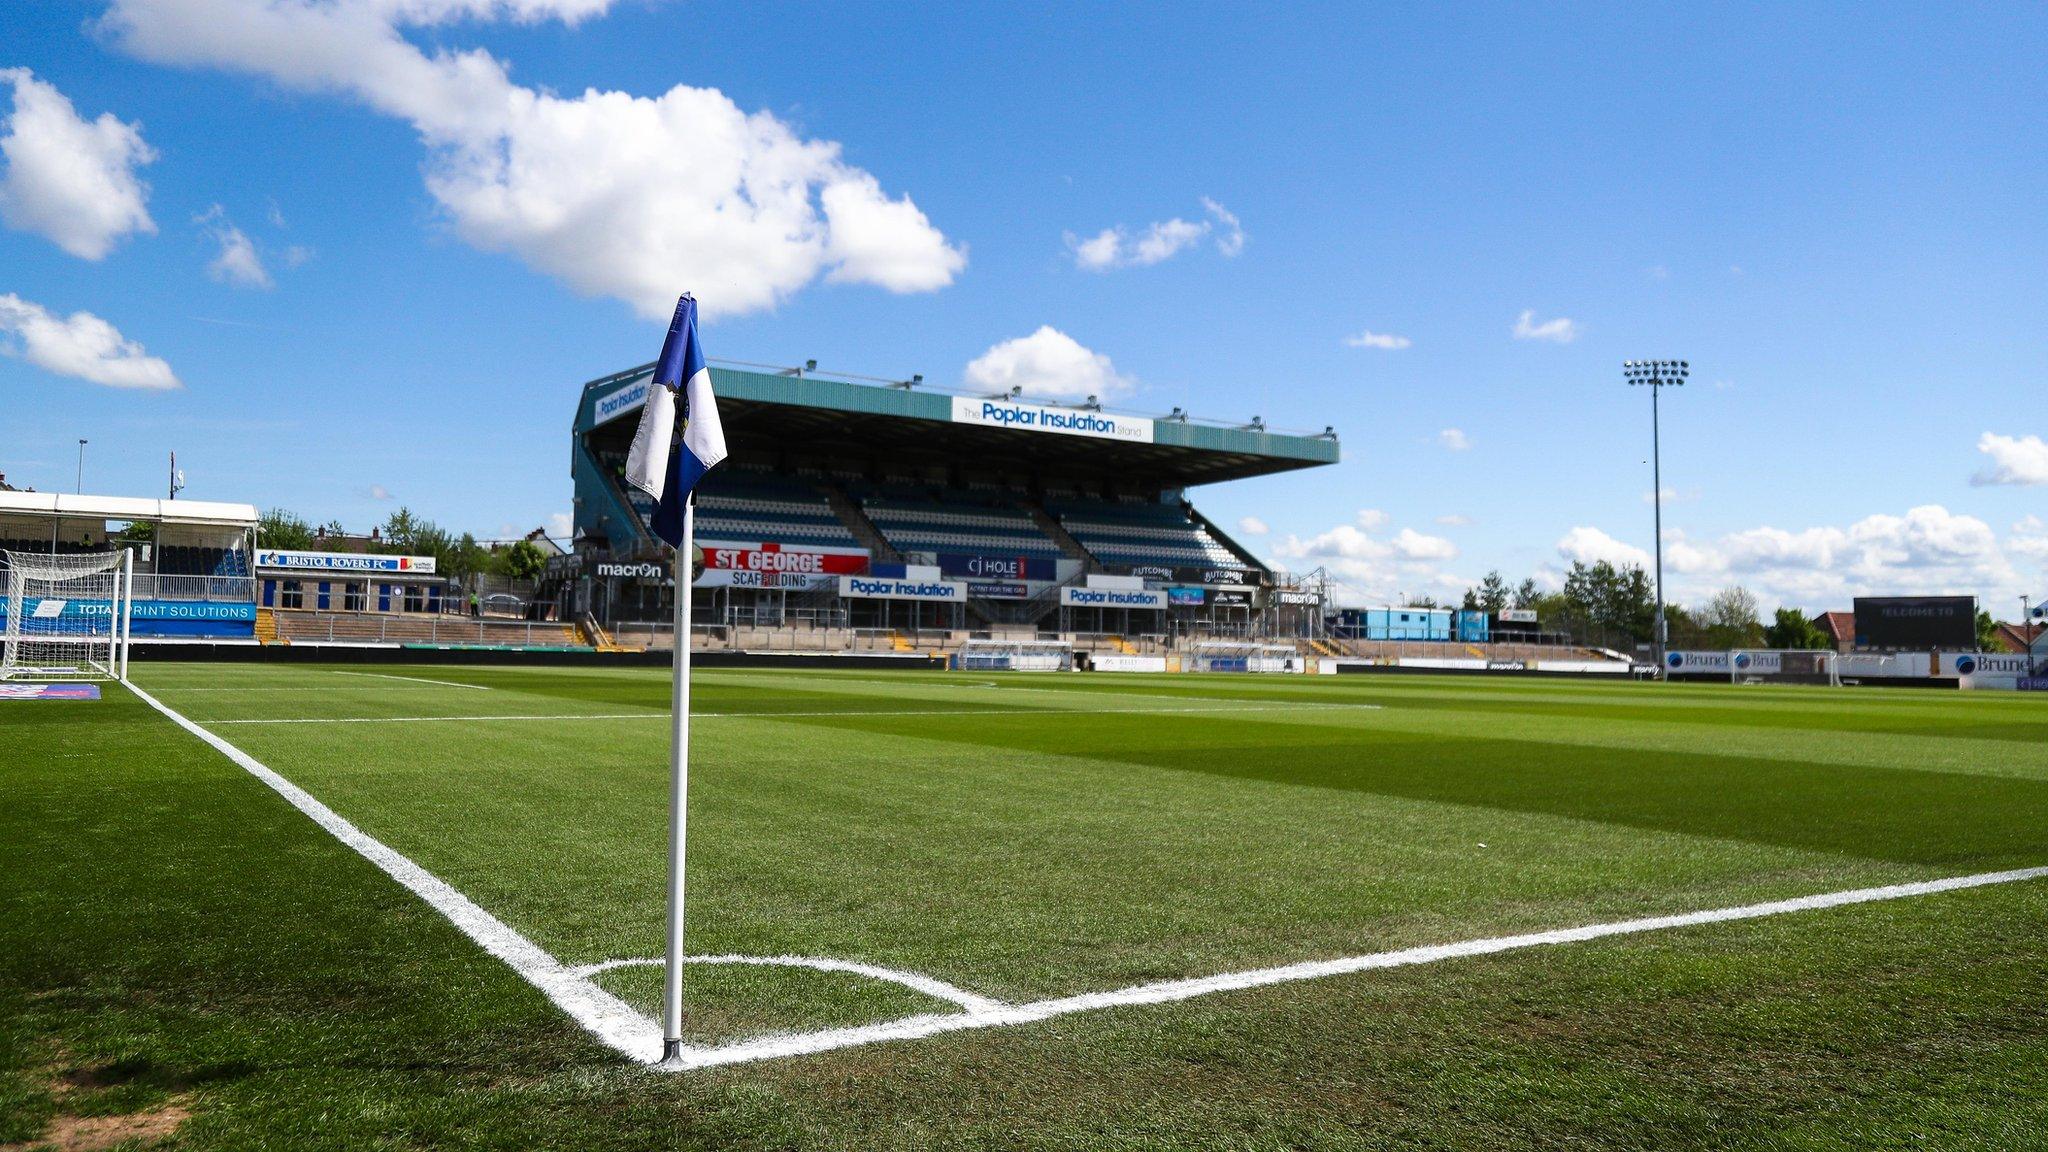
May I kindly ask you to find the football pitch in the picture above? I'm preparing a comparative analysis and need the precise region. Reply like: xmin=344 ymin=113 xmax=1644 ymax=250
xmin=7 ymin=663 xmax=2048 ymax=1149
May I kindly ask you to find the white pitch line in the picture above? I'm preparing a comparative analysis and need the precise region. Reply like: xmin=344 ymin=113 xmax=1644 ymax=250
xmin=574 ymin=954 xmax=1007 ymax=1015
xmin=199 ymin=702 xmax=1382 ymax=726
xmin=123 ymin=679 xmax=667 ymax=1064
xmin=329 ymin=670 xmax=494 ymax=691
xmin=667 ymin=863 xmax=2048 ymax=1070
xmin=119 ymin=678 xmax=2048 ymax=1075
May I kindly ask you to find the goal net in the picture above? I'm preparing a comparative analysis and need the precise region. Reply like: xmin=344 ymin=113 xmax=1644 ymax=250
xmin=1188 ymin=640 xmax=1303 ymax=673
xmin=1 ymin=550 xmax=132 ymax=681
xmin=1729 ymin=649 xmax=1839 ymax=687
xmin=956 ymin=638 xmax=1075 ymax=672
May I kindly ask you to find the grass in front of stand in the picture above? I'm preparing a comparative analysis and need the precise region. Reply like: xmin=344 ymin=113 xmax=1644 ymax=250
xmin=3 ymin=665 xmax=2045 ymax=1149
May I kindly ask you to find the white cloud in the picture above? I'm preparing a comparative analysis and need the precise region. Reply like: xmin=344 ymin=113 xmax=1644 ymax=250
xmin=1560 ymin=505 xmax=2038 ymax=612
xmin=1067 ymin=198 xmax=1244 ymax=270
xmin=1972 ymin=432 xmax=2048 ymax=486
xmin=1272 ymin=514 xmax=1460 ymax=604
xmin=196 ymin=204 xmax=272 ymax=288
xmin=368 ymin=484 xmax=393 ymax=500
xmin=1512 ymin=309 xmax=1579 ymax=343
xmin=548 ymin=511 xmax=573 ymax=538
xmin=1435 ymin=514 xmax=1473 ymax=527
xmin=963 ymin=327 xmax=1130 ymax=402
xmin=100 ymin=0 xmax=962 ymax=319
xmin=1200 ymin=197 xmax=1244 ymax=257
xmin=1647 ymin=265 xmax=1669 ymax=281
xmin=1344 ymin=330 xmax=1411 ymax=350
xmin=1437 ymin=428 xmax=1470 ymax=451
xmin=0 ymin=68 xmax=157 ymax=260
xmin=1392 ymin=527 xmax=1457 ymax=561
xmin=1556 ymin=525 xmax=1652 ymax=570
xmin=1237 ymin=516 xmax=1268 ymax=536
xmin=0 ymin=293 xmax=179 ymax=389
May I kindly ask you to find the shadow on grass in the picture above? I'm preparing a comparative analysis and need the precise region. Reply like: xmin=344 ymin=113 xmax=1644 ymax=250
xmin=780 ymin=709 xmax=2048 ymax=869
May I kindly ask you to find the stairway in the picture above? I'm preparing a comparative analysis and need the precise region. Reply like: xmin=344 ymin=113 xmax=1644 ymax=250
xmin=821 ymin=482 xmax=901 ymax=561
xmin=254 ymin=607 xmax=284 ymax=645
xmin=1024 ymin=502 xmax=1100 ymax=572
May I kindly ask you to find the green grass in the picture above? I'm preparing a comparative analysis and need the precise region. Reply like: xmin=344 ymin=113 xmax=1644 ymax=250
xmin=4 ymin=663 xmax=2046 ymax=1149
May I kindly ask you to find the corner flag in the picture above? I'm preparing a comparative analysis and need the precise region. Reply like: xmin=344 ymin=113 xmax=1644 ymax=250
xmin=621 ymin=294 xmax=727 ymax=1066
xmin=624 ymin=294 xmax=727 ymax=547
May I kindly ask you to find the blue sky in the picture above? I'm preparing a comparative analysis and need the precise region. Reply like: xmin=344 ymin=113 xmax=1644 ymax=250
xmin=3 ymin=1 xmax=2044 ymax=613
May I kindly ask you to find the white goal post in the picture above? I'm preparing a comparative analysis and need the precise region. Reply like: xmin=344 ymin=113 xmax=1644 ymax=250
xmin=1188 ymin=640 xmax=1304 ymax=673
xmin=1 ymin=549 xmax=133 ymax=682
xmin=956 ymin=638 xmax=1075 ymax=672
xmin=1729 ymin=649 xmax=1840 ymax=687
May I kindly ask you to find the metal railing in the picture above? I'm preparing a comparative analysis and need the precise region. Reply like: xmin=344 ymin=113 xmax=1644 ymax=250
xmin=131 ymin=574 xmax=257 ymax=603
xmin=277 ymin=612 xmax=584 ymax=647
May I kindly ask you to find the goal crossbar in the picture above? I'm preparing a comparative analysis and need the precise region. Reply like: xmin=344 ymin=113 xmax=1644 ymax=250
xmin=1188 ymin=640 xmax=1302 ymax=673
xmin=956 ymin=638 xmax=1075 ymax=672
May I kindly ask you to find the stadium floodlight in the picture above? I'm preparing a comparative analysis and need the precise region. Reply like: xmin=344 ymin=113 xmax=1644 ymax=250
xmin=76 ymin=439 xmax=87 ymax=494
xmin=1168 ymin=407 xmax=1188 ymax=422
xmin=1625 ymin=359 xmax=1687 ymax=675
xmin=1247 ymin=416 xmax=1265 ymax=431
xmin=1081 ymin=394 xmax=1102 ymax=411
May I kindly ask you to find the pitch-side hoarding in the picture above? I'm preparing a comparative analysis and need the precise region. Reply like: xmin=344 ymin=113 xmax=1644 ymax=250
xmin=1060 ymin=586 xmax=1167 ymax=610
xmin=838 ymin=576 xmax=966 ymax=602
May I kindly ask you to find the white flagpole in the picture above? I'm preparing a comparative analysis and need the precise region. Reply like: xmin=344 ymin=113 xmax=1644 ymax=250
xmin=661 ymin=495 xmax=694 ymax=1064
xmin=663 ymin=494 xmax=696 ymax=1057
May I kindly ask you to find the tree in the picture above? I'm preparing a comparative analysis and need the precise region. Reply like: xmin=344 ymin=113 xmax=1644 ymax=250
xmin=1701 ymin=586 xmax=1764 ymax=649
xmin=1561 ymin=560 xmax=1657 ymax=643
xmin=1763 ymin=607 xmax=1829 ymax=650
xmin=501 ymin=539 xmax=547 ymax=582
xmin=1512 ymin=577 xmax=1539 ymax=610
xmin=446 ymin=533 xmax=494 ymax=582
xmin=376 ymin=507 xmax=454 ymax=570
xmin=1469 ymin=570 xmax=1509 ymax=614
xmin=1977 ymin=610 xmax=2004 ymax=652
xmin=258 ymin=508 xmax=315 ymax=550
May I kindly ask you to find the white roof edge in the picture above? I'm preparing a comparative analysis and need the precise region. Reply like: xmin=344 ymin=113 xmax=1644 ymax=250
xmin=0 ymin=490 xmax=259 ymax=526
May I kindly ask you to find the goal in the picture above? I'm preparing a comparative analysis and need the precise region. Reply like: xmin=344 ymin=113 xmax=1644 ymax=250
xmin=1187 ymin=640 xmax=1303 ymax=673
xmin=955 ymin=638 xmax=1075 ymax=672
xmin=1729 ymin=648 xmax=1839 ymax=687
xmin=1 ymin=549 xmax=133 ymax=681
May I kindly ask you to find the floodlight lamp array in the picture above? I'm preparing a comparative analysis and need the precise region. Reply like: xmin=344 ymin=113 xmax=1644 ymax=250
xmin=1623 ymin=360 xmax=1689 ymax=385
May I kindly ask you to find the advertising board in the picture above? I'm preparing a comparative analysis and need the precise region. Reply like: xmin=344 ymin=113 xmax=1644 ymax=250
xmin=936 ymin=554 xmax=1058 ymax=581
xmin=838 ymin=576 xmax=965 ymax=602
xmin=1059 ymin=586 xmax=1166 ymax=610
xmin=950 ymin=397 xmax=1153 ymax=443
xmin=256 ymin=550 xmax=436 ymax=575
xmin=702 ymin=544 xmax=868 ymax=577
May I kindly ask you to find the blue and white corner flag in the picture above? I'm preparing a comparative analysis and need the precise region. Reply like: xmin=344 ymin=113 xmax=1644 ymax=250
xmin=624 ymin=294 xmax=727 ymax=547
